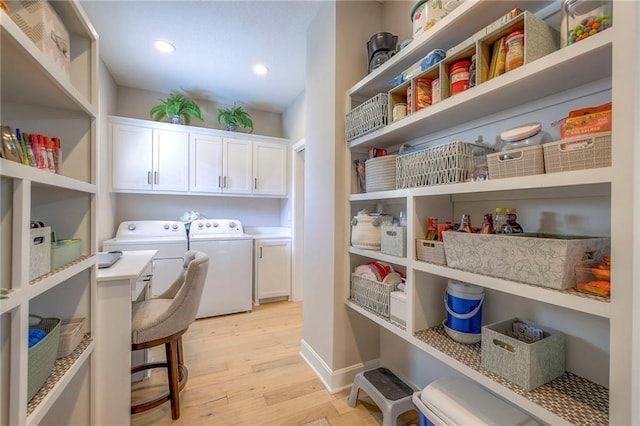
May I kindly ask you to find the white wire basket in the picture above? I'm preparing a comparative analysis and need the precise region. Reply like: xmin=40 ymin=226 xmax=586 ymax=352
xmin=345 ymin=94 xmax=389 ymax=142
xmin=396 ymin=141 xmax=493 ymax=188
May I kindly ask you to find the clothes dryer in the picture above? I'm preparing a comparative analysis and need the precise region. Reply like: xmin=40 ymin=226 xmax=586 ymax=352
xmin=188 ymin=219 xmax=253 ymax=318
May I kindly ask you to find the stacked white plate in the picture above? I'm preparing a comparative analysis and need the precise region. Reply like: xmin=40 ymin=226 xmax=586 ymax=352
xmin=365 ymin=154 xmax=397 ymax=192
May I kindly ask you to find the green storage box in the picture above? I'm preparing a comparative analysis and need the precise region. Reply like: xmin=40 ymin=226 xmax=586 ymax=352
xmin=51 ymin=239 xmax=81 ymax=270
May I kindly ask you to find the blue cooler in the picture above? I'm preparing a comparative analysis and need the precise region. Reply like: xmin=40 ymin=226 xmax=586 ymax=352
xmin=413 ymin=376 xmax=539 ymax=425
xmin=444 ymin=280 xmax=484 ymax=334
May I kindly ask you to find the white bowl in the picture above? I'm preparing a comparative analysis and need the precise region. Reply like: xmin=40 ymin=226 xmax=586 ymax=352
xmin=442 ymin=320 xmax=481 ymax=344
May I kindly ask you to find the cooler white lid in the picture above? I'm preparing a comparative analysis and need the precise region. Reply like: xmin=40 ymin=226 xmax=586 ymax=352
xmin=421 ymin=376 xmax=539 ymax=426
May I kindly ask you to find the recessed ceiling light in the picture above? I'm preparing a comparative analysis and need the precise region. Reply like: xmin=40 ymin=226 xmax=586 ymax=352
xmin=253 ymin=64 xmax=269 ymax=75
xmin=154 ymin=40 xmax=175 ymax=53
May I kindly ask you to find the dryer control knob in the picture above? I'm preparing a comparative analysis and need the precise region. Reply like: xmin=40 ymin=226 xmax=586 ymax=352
xmin=172 ymin=224 xmax=178 ymax=230
xmin=213 ymin=222 xmax=219 ymax=228
xmin=127 ymin=223 xmax=136 ymax=231
xmin=164 ymin=224 xmax=170 ymax=230
xmin=229 ymin=222 xmax=236 ymax=229
xmin=206 ymin=222 xmax=212 ymax=227
xmin=198 ymin=223 xmax=204 ymax=228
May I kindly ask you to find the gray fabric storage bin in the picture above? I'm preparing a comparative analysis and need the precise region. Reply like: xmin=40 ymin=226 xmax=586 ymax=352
xmin=481 ymin=318 xmax=565 ymax=390
xmin=381 ymin=225 xmax=406 ymax=257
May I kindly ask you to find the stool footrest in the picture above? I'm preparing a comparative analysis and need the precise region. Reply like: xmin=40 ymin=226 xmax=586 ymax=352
xmin=363 ymin=367 xmax=413 ymax=401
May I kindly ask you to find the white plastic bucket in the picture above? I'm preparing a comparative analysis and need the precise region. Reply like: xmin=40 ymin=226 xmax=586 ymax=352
xmin=444 ymin=280 xmax=483 ymax=334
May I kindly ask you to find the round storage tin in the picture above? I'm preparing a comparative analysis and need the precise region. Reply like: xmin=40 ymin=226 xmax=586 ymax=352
xmin=449 ymin=60 xmax=471 ymax=95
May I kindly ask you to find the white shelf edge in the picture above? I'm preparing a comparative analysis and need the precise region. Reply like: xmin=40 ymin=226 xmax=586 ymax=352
xmin=26 ymin=339 xmax=96 ymax=426
xmin=0 ymin=159 xmax=97 ymax=194
xmin=28 ymin=257 xmax=96 ymax=301
xmin=406 ymin=335 xmax=572 ymax=425
xmin=349 ymin=247 xmax=408 ymax=267
xmin=412 ymin=261 xmax=610 ymax=318
xmin=345 ymin=300 xmax=407 ymax=338
xmin=0 ymin=288 xmax=26 ymax=315
xmin=350 ymin=167 xmax=611 ymax=201
xmin=0 ymin=14 xmax=97 ymax=117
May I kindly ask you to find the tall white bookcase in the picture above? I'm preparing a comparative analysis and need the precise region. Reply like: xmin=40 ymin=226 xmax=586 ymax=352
xmin=0 ymin=2 xmax=99 ymax=424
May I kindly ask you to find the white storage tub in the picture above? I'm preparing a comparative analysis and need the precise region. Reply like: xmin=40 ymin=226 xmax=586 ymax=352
xmin=412 ymin=376 xmax=539 ymax=426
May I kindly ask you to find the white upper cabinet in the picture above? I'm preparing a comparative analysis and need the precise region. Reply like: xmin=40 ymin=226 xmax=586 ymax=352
xmin=190 ymin=133 xmax=224 ymax=193
xmin=222 ymin=137 xmax=253 ymax=194
xmin=110 ymin=116 xmax=289 ymax=197
xmin=253 ymin=141 xmax=287 ymax=196
xmin=110 ymin=121 xmax=189 ymax=192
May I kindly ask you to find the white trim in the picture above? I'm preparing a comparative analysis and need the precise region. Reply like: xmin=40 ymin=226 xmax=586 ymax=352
xmin=299 ymin=339 xmax=379 ymax=394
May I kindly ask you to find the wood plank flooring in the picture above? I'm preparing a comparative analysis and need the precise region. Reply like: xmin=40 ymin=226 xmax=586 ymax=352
xmin=131 ymin=301 xmax=419 ymax=426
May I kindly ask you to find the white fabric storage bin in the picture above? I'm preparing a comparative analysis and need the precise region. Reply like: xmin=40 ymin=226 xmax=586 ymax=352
xmin=381 ymin=225 xmax=406 ymax=257
xmin=10 ymin=1 xmax=71 ymax=78
xmin=30 ymin=226 xmax=52 ymax=280
xmin=390 ymin=291 xmax=406 ymax=326
xmin=412 ymin=376 xmax=539 ymax=426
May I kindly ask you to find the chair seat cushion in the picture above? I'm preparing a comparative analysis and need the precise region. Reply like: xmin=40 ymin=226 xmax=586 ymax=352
xmin=132 ymin=299 xmax=176 ymax=344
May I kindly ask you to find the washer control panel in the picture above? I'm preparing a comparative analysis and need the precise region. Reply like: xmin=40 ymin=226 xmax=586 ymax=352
xmin=190 ymin=219 xmax=244 ymax=236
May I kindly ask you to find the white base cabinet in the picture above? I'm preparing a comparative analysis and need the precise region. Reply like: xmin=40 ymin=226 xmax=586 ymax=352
xmin=253 ymin=238 xmax=291 ymax=305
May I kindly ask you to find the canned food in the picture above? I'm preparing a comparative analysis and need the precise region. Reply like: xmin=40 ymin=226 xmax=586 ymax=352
xmin=416 ymin=77 xmax=433 ymax=110
xmin=505 ymin=30 xmax=524 ymax=72
xmin=432 ymin=78 xmax=441 ymax=104
xmin=450 ymin=60 xmax=471 ymax=95
xmin=407 ymin=85 xmax=413 ymax=115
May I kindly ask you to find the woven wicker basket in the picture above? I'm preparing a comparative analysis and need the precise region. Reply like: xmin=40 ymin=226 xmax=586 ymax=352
xmin=28 ymin=315 xmax=61 ymax=401
xmin=416 ymin=240 xmax=447 ymax=265
xmin=57 ymin=317 xmax=86 ymax=358
xmin=350 ymin=273 xmax=394 ymax=318
xmin=487 ymin=145 xmax=545 ymax=179
xmin=345 ymin=94 xmax=389 ymax=142
xmin=543 ymin=132 xmax=611 ymax=173
xmin=396 ymin=141 xmax=493 ymax=188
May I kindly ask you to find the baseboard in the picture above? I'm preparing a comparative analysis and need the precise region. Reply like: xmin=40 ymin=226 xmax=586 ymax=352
xmin=299 ymin=339 xmax=379 ymax=394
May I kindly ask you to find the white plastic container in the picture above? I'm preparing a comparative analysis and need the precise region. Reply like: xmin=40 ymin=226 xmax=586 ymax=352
xmin=390 ymin=291 xmax=407 ymax=325
xmin=411 ymin=0 xmax=448 ymax=39
xmin=500 ymin=122 xmax=545 ymax=151
xmin=413 ymin=376 xmax=539 ymax=426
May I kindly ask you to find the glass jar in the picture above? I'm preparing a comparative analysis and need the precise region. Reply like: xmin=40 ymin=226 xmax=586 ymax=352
xmin=563 ymin=0 xmax=612 ymax=46
xmin=457 ymin=213 xmax=475 ymax=233
xmin=494 ymin=207 xmax=507 ymax=234
xmin=500 ymin=208 xmax=524 ymax=234
xmin=504 ymin=30 xmax=524 ymax=73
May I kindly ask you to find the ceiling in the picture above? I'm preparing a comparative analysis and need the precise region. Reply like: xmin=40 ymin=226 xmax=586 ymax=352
xmin=80 ymin=0 xmax=323 ymax=113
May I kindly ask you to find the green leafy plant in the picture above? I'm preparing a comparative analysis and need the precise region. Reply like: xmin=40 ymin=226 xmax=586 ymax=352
xmin=217 ymin=104 xmax=254 ymax=133
xmin=150 ymin=94 xmax=204 ymax=125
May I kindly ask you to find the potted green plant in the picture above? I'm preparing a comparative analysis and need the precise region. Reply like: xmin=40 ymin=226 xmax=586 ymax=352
xmin=150 ymin=94 xmax=204 ymax=125
xmin=217 ymin=104 xmax=254 ymax=133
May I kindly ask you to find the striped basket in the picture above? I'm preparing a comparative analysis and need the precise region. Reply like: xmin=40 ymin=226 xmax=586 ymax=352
xmin=345 ymin=94 xmax=389 ymax=142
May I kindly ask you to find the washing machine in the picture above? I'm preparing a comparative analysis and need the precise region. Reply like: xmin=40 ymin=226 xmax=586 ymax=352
xmin=103 ymin=220 xmax=188 ymax=298
xmin=189 ymin=219 xmax=253 ymax=318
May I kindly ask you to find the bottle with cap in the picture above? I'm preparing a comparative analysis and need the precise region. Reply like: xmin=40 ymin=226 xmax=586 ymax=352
xmin=500 ymin=208 xmax=524 ymax=234
xmin=494 ymin=207 xmax=507 ymax=234
xmin=456 ymin=213 xmax=475 ymax=233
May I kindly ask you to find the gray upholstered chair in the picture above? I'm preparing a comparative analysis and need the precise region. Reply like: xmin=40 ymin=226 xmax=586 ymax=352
xmin=131 ymin=250 xmax=209 ymax=420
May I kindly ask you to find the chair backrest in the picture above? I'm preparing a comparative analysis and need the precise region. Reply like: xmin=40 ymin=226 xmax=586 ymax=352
xmin=160 ymin=250 xmax=209 ymax=332
xmin=156 ymin=251 xmax=198 ymax=300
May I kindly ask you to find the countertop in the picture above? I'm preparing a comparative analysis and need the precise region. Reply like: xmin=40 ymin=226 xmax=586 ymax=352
xmin=96 ymin=250 xmax=157 ymax=282
xmin=244 ymin=227 xmax=291 ymax=239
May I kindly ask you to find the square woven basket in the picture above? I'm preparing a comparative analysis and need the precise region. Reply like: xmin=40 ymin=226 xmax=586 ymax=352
xmin=345 ymin=94 xmax=389 ymax=142
xmin=487 ymin=145 xmax=545 ymax=179
xmin=350 ymin=273 xmax=394 ymax=318
xmin=416 ymin=240 xmax=447 ymax=265
xmin=396 ymin=141 xmax=493 ymax=188
xmin=28 ymin=315 xmax=61 ymax=401
xmin=543 ymin=132 xmax=611 ymax=173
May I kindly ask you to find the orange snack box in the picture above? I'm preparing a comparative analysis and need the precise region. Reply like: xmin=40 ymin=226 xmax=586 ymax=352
xmin=575 ymin=262 xmax=611 ymax=297
xmin=560 ymin=103 xmax=612 ymax=139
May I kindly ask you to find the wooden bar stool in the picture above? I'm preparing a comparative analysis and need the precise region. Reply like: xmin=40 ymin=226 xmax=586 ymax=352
xmin=130 ymin=251 xmax=209 ymax=420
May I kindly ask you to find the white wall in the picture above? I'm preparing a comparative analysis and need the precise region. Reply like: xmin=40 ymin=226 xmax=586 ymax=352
xmin=96 ymin=60 xmax=118 ymax=246
xmin=116 ymin=86 xmax=284 ymax=138
xmin=283 ymin=90 xmax=305 ymax=143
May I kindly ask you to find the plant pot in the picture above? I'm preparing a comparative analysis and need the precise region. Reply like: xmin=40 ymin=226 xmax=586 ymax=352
xmin=226 ymin=123 xmax=237 ymax=132
xmin=171 ymin=115 xmax=182 ymax=124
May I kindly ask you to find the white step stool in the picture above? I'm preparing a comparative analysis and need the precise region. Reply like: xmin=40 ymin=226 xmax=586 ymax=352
xmin=347 ymin=367 xmax=416 ymax=426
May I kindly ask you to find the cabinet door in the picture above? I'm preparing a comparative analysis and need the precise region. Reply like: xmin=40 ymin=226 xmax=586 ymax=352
xmin=190 ymin=133 xmax=223 ymax=193
xmin=253 ymin=142 xmax=287 ymax=196
xmin=223 ymin=137 xmax=253 ymax=194
xmin=255 ymin=239 xmax=292 ymax=301
xmin=111 ymin=123 xmax=153 ymax=191
xmin=153 ymin=129 xmax=189 ymax=192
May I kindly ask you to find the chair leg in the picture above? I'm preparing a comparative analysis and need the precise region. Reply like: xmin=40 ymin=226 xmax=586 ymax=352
xmin=165 ymin=338 xmax=181 ymax=420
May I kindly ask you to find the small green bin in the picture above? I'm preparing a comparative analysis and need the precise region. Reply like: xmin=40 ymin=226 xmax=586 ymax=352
xmin=51 ymin=239 xmax=81 ymax=270
xmin=28 ymin=315 xmax=61 ymax=401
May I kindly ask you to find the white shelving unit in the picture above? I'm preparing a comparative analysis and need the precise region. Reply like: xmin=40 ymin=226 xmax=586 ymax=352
xmin=1 ymin=2 xmax=98 ymax=425
xmin=345 ymin=1 xmax=638 ymax=425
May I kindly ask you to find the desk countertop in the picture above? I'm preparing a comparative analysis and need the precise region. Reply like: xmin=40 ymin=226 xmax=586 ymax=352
xmin=96 ymin=250 xmax=157 ymax=282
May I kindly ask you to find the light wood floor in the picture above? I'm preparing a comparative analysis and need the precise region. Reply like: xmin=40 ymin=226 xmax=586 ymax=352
xmin=131 ymin=301 xmax=419 ymax=426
